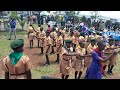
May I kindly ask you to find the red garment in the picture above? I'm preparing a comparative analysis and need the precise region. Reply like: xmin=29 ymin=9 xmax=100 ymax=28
xmin=94 ymin=48 xmax=104 ymax=75
xmin=47 ymin=27 xmax=52 ymax=32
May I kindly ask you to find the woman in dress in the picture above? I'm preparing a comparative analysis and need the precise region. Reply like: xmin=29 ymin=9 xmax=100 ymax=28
xmin=85 ymin=40 xmax=117 ymax=79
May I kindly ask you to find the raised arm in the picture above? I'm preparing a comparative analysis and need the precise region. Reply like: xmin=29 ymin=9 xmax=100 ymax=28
xmin=99 ymin=51 xmax=117 ymax=63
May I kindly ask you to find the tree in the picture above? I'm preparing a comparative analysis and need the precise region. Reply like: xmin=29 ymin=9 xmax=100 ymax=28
xmin=9 ymin=11 xmax=19 ymax=20
xmin=9 ymin=11 xmax=26 ymax=31
xmin=87 ymin=18 xmax=91 ymax=28
xmin=65 ymin=11 xmax=76 ymax=16
xmin=90 ymin=11 xmax=100 ymax=22
xmin=81 ymin=16 xmax=87 ymax=23
xmin=19 ymin=20 xmax=26 ymax=31
xmin=105 ymin=20 xmax=112 ymax=27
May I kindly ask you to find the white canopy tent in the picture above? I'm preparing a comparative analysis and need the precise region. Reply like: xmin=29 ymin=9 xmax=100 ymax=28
xmin=40 ymin=11 xmax=50 ymax=16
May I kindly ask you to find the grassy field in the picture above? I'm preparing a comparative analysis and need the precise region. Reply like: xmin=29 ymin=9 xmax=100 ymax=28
xmin=0 ymin=26 xmax=120 ymax=79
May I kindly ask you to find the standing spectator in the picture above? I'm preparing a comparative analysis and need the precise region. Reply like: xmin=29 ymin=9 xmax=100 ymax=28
xmin=37 ymin=14 xmax=41 ymax=25
xmin=47 ymin=25 xmax=52 ymax=33
xmin=27 ymin=14 xmax=31 ymax=25
xmin=41 ymin=16 xmax=43 ymax=25
xmin=46 ymin=15 xmax=50 ymax=24
xmin=20 ymin=14 xmax=23 ymax=21
xmin=61 ymin=19 xmax=65 ymax=27
xmin=9 ymin=18 xmax=17 ymax=40
xmin=113 ymin=24 xmax=117 ymax=32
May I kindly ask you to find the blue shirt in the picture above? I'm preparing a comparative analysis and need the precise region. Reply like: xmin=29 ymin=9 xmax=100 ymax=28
xmin=85 ymin=51 xmax=104 ymax=79
xmin=10 ymin=20 xmax=16 ymax=28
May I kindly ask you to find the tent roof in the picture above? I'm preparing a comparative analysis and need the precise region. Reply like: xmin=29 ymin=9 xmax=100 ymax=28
xmin=40 ymin=11 xmax=50 ymax=16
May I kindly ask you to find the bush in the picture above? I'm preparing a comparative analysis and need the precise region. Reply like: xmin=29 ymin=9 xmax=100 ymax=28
xmin=9 ymin=11 xmax=19 ymax=20
xmin=19 ymin=20 xmax=26 ymax=30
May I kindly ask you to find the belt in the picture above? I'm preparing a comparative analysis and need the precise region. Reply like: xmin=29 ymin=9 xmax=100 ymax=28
xmin=63 ymin=58 xmax=69 ymax=61
xmin=10 ymin=72 xmax=26 ymax=76
xmin=76 ymin=57 xmax=83 ymax=60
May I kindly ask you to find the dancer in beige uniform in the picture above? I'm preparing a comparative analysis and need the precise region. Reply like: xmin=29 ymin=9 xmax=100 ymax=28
xmin=36 ymin=24 xmax=41 ymax=48
xmin=74 ymin=42 xmax=86 ymax=79
xmin=27 ymin=24 xmax=35 ymax=48
xmin=85 ymin=38 xmax=97 ymax=73
xmin=45 ymin=31 xmax=52 ymax=65
xmin=54 ymin=31 xmax=63 ymax=63
xmin=39 ymin=27 xmax=46 ymax=55
xmin=72 ymin=31 xmax=79 ymax=52
xmin=50 ymin=28 xmax=57 ymax=54
xmin=2 ymin=39 xmax=32 ymax=79
xmin=60 ymin=40 xmax=77 ymax=79
xmin=105 ymin=39 xmax=119 ymax=75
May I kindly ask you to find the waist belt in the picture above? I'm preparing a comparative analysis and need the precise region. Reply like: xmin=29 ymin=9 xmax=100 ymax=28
xmin=76 ymin=57 xmax=83 ymax=60
xmin=63 ymin=58 xmax=69 ymax=61
xmin=10 ymin=72 xmax=26 ymax=76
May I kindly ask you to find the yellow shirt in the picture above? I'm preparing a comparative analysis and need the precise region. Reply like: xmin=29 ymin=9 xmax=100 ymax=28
xmin=56 ymin=36 xmax=63 ymax=46
xmin=87 ymin=44 xmax=97 ymax=54
xmin=85 ymin=36 xmax=88 ymax=41
xmin=95 ymin=35 xmax=99 ymax=39
xmin=77 ymin=46 xmax=86 ymax=56
xmin=79 ymin=36 xmax=85 ymax=41
xmin=37 ymin=27 xmax=40 ymax=32
xmin=79 ymin=36 xmax=84 ymax=40
xmin=65 ymin=35 xmax=74 ymax=41
xmin=27 ymin=26 xmax=33 ymax=33
xmin=50 ymin=31 xmax=57 ymax=38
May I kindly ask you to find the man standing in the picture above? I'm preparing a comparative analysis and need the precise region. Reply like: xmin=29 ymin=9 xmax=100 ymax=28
xmin=9 ymin=18 xmax=17 ymax=40
xmin=37 ymin=14 xmax=41 ymax=26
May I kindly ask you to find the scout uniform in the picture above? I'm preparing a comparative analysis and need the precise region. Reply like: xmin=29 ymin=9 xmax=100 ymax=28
xmin=27 ymin=26 xmax=34 ymax=34
xmin=50 ymin=30 xmax=57 ymax=54
xmin=95 ymin=35 xmax=103 ymax=42
xmin=50 ymin=31 xmax=57 ymax=47
xmin=2 ymin=39 xmax=32 ymax=79
xmin=85 ymin=43 xmax=97 ymax=69
xmin=79 ymin=35 xmax=85 ymax=42
xmin=72 ymin=36 xmax=79 ymax=46
xmin=45 ymin=32 xmax=52 ymax=65
xmin=39 ymin=30 xmax=46 ymax=54
xmin=65 ymin=34 xmax=75 ymax=68
xmin=103 ymin=44 xmax=111 ymax=67
xmin=74 ymin=44 xmax=86 ymax=79
xmin=72 ymin=31 xmax=79 ymax=52
xmin=27 ymin=26 xmax=35 ymax=48
xmin=108 ymin=45 xmax=118 ymax=65
xmin=61 ymin=29 xmax=66 ymax=45
xmin=107 ymin=44 xmax=118 ymax=74
xmin=28 ymin=32 xmax=35 ymax=41
xmin=56 ymin=35 xmax=63 ymax=55
xmin=104 ymin=38 xmax=118 ymax=74
xmin=85 ymin=36 xmax=88 ymax=41
xmin=45 ymin=35 xmax=52 ymax=55
xmin=55 ymin=33 xmax=63 ymax=63
xmin=27 ymin=26 xmax=35 ymax=41
xmin=60 ymin=40 xmax=72 ymax=79
xmin=36 ymin=27 xmax=40 ymax=47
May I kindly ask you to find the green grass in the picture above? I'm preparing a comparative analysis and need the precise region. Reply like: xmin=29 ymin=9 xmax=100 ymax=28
xmin=31 ymin=64 xmax=59 ymax=79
